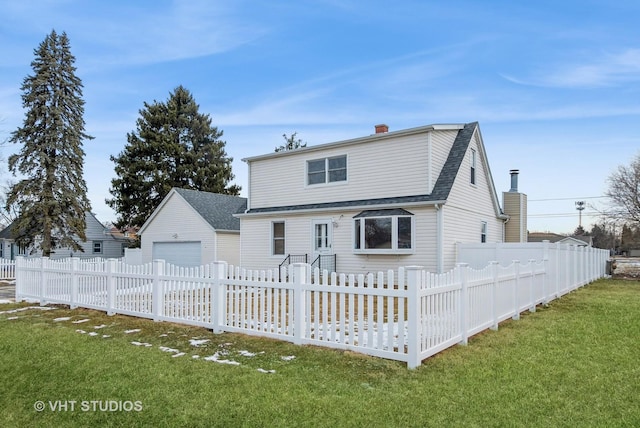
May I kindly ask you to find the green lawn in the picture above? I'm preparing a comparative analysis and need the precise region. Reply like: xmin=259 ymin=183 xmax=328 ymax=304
xmin=1 ymin=279 xmax=639 ymax=427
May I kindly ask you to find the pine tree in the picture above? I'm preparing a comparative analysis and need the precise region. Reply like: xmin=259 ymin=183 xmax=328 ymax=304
xmin=107 ymin=86 xmax=240 ymax=228
xmin=7 ymin=30 xmax=92 ymax=257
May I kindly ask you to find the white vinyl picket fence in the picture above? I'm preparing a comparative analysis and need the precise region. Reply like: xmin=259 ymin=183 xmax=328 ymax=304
xmin=0 ymin=259 xmax=16 ymax=280
xmin=15 ymin=244 xmax=609 ymax=368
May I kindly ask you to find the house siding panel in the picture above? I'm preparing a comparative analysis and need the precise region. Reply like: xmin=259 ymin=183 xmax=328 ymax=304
xmin=248 ymin=131 xmax=455 ymax=210
xmin=216 ymin=232 xmax=241 ymax=267
xmin=240 ymin=206 xmax=438 ymax=274
xmin=442 ymin=132 xmax=505 ymax=270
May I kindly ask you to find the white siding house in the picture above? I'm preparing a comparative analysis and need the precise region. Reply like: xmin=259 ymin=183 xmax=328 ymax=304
xmin=238 ymin=122 xmax=517 ymax=274
xmin=0 ymin=212 xmax=131 ymax=260
xmin=139 ymin=188 xmax=247 ymax=267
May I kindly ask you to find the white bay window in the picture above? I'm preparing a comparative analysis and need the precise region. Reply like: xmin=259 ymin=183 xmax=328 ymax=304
xmin=354 ymin=209 xmax=414 ymax=253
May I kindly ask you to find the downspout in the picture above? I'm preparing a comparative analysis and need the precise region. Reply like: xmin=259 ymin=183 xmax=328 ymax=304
xmin=427 ymin=131 xmax=433 ymax=192
xmin=435 ymin=203 xmax=444 ymax=273
xmin=503 ymin=216 xmax=509 ymax=243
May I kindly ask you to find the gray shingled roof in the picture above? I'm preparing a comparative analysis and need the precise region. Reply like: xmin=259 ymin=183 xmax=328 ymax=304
xmin=245 ymin=122 xmax=478 ymax=214
xmin=174 ymin=188 xmax=247 ymax=231
xmin=0 ymin=222 xmax=13 ymax=240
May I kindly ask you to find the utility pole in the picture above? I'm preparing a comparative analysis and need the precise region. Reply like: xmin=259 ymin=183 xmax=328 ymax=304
xmin=575 ymin=201 xmax=586 ymax=228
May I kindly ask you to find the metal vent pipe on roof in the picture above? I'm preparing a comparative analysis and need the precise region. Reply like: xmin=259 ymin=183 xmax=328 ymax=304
xmin=509 ymin=169 xmax=519 ymax=192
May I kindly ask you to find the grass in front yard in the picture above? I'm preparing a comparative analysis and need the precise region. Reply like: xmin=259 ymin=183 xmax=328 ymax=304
xmin=1 ymin=279 xmax=639 ymax=427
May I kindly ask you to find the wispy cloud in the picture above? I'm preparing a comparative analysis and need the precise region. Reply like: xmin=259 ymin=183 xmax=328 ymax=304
xmin=502 ymin=48 xmax=640 ymax=88
xmin=80 ymin=1 xmax=268 ymax=69
xmin=1 ymin=0 xmax=268 ymax=70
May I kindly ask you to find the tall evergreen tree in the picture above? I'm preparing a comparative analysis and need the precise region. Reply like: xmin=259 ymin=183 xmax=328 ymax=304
xmin=107 ymin=86 xmax=240 ymax=228
xmin=7 ymin=30 xmax=92 ymax=257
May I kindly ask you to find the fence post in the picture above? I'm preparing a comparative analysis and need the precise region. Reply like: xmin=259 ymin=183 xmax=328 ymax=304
xmin=292 ymin=263 xmax=307 ymax=345
xmin=106 ymin=258 xmax=117 ymax=315
xmin=212 ymin=261 xmax=227 ymax=333
xmin=457 ymin=263 xmax=469 ymax=346
xmin=528 ymin=259 xmax=536 ymax=313
xmin=14 ymin=257 xmax=23 ymax=302
xmin=406 ymin=266 xmax=423 ymax=369
xmin=152 ymin=259 xmax=165 ymax=322
xmin=70 ymin=258 xmax=79 ymax=309
xmin=512 ymin=260 xmax=520 ymax=320
xmin=40 ymin=257 xmax=49 ymax=306
xmin=490 ymin=261 xmax=499 ymax=331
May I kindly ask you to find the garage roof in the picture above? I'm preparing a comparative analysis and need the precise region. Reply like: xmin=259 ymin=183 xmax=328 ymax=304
xmin=174 ymin=188 xmax=247 ymax=231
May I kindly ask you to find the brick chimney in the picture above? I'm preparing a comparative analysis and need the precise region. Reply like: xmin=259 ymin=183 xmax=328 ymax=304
xmin=375 ymin=124 xmax=389 ymax=134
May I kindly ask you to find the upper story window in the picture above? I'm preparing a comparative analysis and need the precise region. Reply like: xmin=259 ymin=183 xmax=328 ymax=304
xmin=470 ymin=149 xmax=477 ymax=185
xmin=307 ymin=155 xmax=347 ymax=185
xmin=353 ymin=209 xmax=414 ymax=254
xmin=93 ymin=241 xmax=103 ymax=254
xmin=481 ymin=221 xmax=487 ymax=243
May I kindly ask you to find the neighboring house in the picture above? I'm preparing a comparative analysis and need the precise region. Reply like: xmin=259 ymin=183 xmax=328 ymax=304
xmin=139 ymin=188 xmax=247 ymax=267
xmin=0 ymin=212 xmax=133 ymax=260
xmin=237 ymin=122 xmax=523 ymax=274
xmin=109 ymin=226 xmax=140 ymax=241
xmin=528 ymin=232 xmax=593 ymax=247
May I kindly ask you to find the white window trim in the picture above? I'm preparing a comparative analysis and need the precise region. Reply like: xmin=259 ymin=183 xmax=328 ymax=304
xmin=353 ymin=215 xmax=415 ymax=255
xmin=306 ymin=155 xmax=348 ymax=187
xmin=93 ymin=240 xmax=103 ymax=254
xmin=271 ymin=220 xmax=286 ymax=257
xmin=470 ymin=149 xmax=477 ymax=186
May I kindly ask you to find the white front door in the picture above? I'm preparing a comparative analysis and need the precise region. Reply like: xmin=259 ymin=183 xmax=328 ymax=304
xmin=312 ymin=219 xmax=332 ymax=258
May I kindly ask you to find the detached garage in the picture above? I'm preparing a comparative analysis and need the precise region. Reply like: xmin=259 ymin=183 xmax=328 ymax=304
xmin=139 ymin=188 xmax=247 ymax=267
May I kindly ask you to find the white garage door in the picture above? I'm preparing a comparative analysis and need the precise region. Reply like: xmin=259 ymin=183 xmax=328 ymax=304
xmin=152 ymin=242 xmax=201 ymax=267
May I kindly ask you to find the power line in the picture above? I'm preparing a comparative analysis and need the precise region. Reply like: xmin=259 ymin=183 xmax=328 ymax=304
xmin=528 ymin=196 xmax=607 ymax=202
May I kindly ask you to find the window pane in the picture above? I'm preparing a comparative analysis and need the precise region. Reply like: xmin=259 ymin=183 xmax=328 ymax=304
xmin=398 ymin=217 xmax=412 ymax=249
xmin=274 ymin=239 xmax=285 ymax=255
xmin=364 ymin=218 xmax=392 ymax=249
xmin=308 ymin=159 xmax=326 ymax=185
xmin=273 ymin=222 xmax=284 ymax=238
xmin=328 ymin=156 xmax=347 ymax=182
xmin=354 ymin=219 xmax=361 ymax=249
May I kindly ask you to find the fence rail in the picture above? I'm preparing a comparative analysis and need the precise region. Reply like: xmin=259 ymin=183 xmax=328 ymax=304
xmin=15 ymin=243 xmax=609 ymax=368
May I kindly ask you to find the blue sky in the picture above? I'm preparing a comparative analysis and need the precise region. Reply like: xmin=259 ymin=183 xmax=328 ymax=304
xmin=1 ymin=0 xmax=638 ymax=234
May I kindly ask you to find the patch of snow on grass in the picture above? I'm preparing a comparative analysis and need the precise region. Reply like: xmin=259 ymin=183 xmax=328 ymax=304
xmin=189 ymin=339 xmax=210 ymax=347
xmin=281 ymin=355 xmax=296 ymax=361
xmin=159 ymin=346 xmax=180 ymax=354
xmin=238 ymin=350 xmax=257 ymax=357
xmin=72 ymin=319 xmax=90 ymax=324
xmin=88 ymin=332 xmax=98 ymax=337
xmin=131 ymin=341 xmax=152 ymax=347
xmin=93 ymin=324 xmax=107 ymax=329
xmin=1 ymin=306 xmax=54 ymax=315
xmin=203 ymin=352 xmax=240 ymax=366
xmin=124 ymin=329 xmax=141 ymax=334
xmin=53 ymin=317 xmax=72 ymax=322
xmin=76 ymin=329 xmax=86 ymax=334
xmin=172 ymin=353 xmax=186 ymax=358
xmin=102 ymin=335 xmax=111 ymax=338
xmin=257 ymin=368 xmax=276 ymax=374
xmin=7 ymin=316 xmax=19 ymax=320
xmin=0 ymin=299 xmax=13 ymax=304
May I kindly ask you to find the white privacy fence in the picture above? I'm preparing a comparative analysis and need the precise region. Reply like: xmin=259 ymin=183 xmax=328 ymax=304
xmin=15 ymin=245 xmax=609 ymax=368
